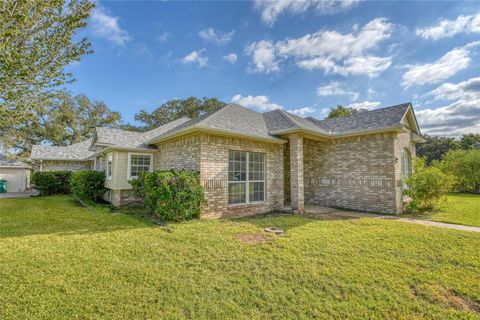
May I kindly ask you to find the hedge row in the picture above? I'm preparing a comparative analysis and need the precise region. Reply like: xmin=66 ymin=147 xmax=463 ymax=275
xmin=31 ymin=171 xmax=72 ymax=195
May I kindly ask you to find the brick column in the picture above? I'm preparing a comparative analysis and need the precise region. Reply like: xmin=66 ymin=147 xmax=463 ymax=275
xmin=289 ymin=134 xmax=304 ymax=213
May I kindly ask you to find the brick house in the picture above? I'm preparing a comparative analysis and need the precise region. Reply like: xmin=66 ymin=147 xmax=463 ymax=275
xmin=31 ymin=102 xmax=423 ymax=217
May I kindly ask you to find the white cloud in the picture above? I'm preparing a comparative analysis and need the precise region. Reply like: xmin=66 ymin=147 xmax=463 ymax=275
xmin=223 ymin=53 xmax=238 ymax=63
xmin=231 ymin=94 xmax=283 ymax=111
xmin=245 ymin=18 xmax=393 ymax=77
xmin=198 ymin=28 xmax=235 ymax=45
xmin=287 ymin=107 xmax=315 ymax=117
xmin=254 ymin=0 xmax=360 ymax=26
xmin=346 ymin=101 xmax=381 ymax=110
xmin=91 ymin=6 xmax=130 ymax=46
xmin=402 ymin=42 xmax=479 ymax=88
xmin=316 ymin=81 xmax=359 ymax=100
xmin=428 ymin=77 xmax=480 ymax=101
xmin=245 ymin=40 xmax=280 ymax=74
xmin=416 ymin=12 xmax=480 ymax=40
xmin=181 ymin=49 xmax=208 ymax=68
xmin=157 ymin=32 xmax=170 ymax=43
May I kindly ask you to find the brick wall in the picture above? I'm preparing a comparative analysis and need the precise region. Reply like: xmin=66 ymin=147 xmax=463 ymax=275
xmin=393 ymin=130 xmax=416 ymax=212
xmin=35 ymin=160 xmax=92 ymax=172
xmin=155 ymin=134 xmax=200 ymax=171
xmin=199 ymin=133 xmax=284 ymax=218
xmin=303 ymin=132 xmax=401 ymax=214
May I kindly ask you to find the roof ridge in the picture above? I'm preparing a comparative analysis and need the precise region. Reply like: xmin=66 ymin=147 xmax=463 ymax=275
xmin=194 ymin=103 xmax=241 ymax=127
xmin=316 ymin=102 xmax=412 ymax=123
xmin=275 ymin=109 xmax=301 ymax=128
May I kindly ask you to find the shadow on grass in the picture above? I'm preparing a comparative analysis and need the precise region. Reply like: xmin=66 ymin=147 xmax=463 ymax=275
xmin=0 ymin=196 xmax=155 ymax=239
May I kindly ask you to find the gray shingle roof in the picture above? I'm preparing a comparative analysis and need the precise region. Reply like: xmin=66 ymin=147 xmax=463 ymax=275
xmin=31 ymin=139 xmax=95 ymax=160
xmin=146 ymin=104 xmax=283 ymax=143
xmin=306 ymin=103 xmax=411 ymax=134
xmin=0 ymin=155 xmax=31 ymax=168
xmin=263 ymin=109 xmax=328 ymax=135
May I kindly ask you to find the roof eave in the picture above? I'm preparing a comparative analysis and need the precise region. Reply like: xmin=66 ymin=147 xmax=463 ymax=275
xmin=95 ymin=146 xmax=158 ymax=156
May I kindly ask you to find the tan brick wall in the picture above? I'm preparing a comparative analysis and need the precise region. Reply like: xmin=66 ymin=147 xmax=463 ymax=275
xmin=303 ymin=133 xmax=401 ymax=214
xmin=109 ymin=189 xmax=140 ymax=207
xmin=35 ymin=160 xmax=92 ymax=172
xmin=155 ymin=134 xmax=200 ymax=171
xmin=199 ymin=133 xmax=284 ymax=218
xmin=289 ymin=134 xmax=304 ymax=213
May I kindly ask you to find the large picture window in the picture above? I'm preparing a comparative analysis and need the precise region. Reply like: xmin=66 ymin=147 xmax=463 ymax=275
xmin=228 ymin=150 xmax=265 ymax=204
xmin=128 ymin=153 xmax=153 ymax=179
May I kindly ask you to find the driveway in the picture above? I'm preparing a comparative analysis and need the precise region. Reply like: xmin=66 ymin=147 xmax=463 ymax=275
xmin=0 ymin=191 xmax=38 ymax=199
xmin=304 ymin=205 xmax=480 ymax=233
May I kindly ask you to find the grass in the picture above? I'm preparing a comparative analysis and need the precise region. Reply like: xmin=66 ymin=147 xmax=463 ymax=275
xmin=1 ymin=196 xmax=480 ymax=319
xmin=431 ymin=193 xmax=480 ymax=227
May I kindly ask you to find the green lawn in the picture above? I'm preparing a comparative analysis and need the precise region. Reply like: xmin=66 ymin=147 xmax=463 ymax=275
xmin=1 ymin=196 xmax=480 ymax=319
xmin=431 ymin=193 xmax=480 ymax=227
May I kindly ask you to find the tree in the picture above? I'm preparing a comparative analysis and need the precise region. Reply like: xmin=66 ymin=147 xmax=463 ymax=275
xmin=327 ymin=105 xmax=367 ymax=119
xmin=0 ymin=0 xmax=94 ymax=130
xmin=2 ymin=92 xmax=121 ymax=157
xmin=132 ymin=97 xmax=226 ymax=131
xmin=440 ymin=149 xmax=480 ymax=194
xmin=459 ymin=133 xmax=480 ymax=150
xmin=416 ymin=135 xmax=459 ymax=165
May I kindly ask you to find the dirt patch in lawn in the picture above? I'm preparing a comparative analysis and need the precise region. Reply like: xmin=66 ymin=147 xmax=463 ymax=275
xmin=235 ymin=233 xmax=268 ymax=245
xmin=412 ymin=284 xmax=480 ymax=313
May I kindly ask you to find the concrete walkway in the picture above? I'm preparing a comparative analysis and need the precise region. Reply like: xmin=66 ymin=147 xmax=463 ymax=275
xmin=0 ymin=191 xmax=38 ymax=199
xmin=304 ymin=205 xmax=480 ymax=233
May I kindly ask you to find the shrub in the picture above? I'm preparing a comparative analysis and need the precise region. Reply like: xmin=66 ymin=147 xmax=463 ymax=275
xmin=70 ymin=170 xmax=106 ymax=204
xmin=440 ymin=149 xmax=480 ymax=194
xmin=404 ymin=158 xmax=455 ymax=213
xmin=31 ymin=171 xmax=72 ymax=195
xmin=130 ymin=170 xmax=205 ymax=222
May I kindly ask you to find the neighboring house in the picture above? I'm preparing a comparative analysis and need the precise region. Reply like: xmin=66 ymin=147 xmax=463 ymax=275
xmin=0 ymin=155 xmax=32 ymax=192
xmin=30 ymin=102 xmax=423 ymax=217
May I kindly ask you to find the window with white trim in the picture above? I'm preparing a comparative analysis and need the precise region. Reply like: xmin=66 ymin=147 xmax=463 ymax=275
xmin=401 ymin=148 xmax=411 ymax=179
xmin=128 ymin=153 xmax=153 ymax=179
xmin=228 ymin=150 xmax=265 ymax=204
xmin=106 ymin=154 xmax=113 ymax=180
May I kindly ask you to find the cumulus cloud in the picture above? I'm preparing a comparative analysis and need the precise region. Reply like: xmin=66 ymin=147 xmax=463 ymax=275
xmin=287 ymin=107 xmax=315 ymax=117
xmin=254 ymin=0 xmax=360 ymax=26
xmin=223 ymin=53 xmax=238 ymax=63
xmin=418 ymin=76 xmax=480 ymax=136
xmin=245 ymin=18 xmax=393 ymax=77
xmin=416 ymin=12 xmax=480 ymax=40
xmin=402 ymin=42 xmax=479 ymax=88
xmin=316 ymin=81 xmax=359 ymax=100
xmin=91 ymin=6 xmax=130 ymax=46
xmin=345 ymin=101 xmax=381 ymax=110
xmin=199 ymin=28 xmax=235 ymax=45
xmin=230 ymin=94 xmax=283 ymax=111
xmin=181 ymin=49 xmax=208 ymax=68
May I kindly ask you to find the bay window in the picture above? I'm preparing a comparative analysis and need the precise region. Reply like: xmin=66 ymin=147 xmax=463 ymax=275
xmin=228 ymin=150 xmax=265 ymax=204
xmin=106 ymin=153 xmax=113 ymax=180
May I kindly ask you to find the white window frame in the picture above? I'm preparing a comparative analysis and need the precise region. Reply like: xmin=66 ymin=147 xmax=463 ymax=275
xmin=127 ymin=152 xmax=153 ymax=180
xmin=228 ymin=150 xmax=266 ymax=205
xmin=106 ymin=153 xmax=113 ymax=180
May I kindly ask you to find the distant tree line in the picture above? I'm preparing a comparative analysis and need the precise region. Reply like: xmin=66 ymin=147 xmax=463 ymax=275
xmin=417 ymin=134 xmax=480 ymax=164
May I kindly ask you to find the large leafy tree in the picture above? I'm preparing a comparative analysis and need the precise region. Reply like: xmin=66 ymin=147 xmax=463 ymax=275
xmin=2 ymin=92 xmax=121 ymax=157
xmin=0 ymin=0 xmax=94 ymax=130
xmin=416 ymin=135 xmax=460 ymax=165
xmin=459 ymin=133 xmax=480 ymax=150
xmin=327 ymin=105 xmax=367 ymax=119
xmin=130 ymin=97 xmax=226 ymax=131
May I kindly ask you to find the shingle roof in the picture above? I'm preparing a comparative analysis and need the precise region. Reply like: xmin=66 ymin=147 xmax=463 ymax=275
xmin=263 ymin=109 xmax=328 ymax=135
xmin=306 ymin=103 xmax=411 ymax=134
xmin=146 ymin=104 xmax=283 ymax=143
xmin=30 ymin=139 xmax=95 ymax=160
xmin=0 ymin=155 xmax=31 ymax=168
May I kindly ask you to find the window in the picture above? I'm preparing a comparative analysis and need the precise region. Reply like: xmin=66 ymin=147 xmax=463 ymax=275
xmin=228 ymin=150 xmax=265 ymax=204
xmin=106 ymin=154 xmax=113 ymax=180
xmin=401 ymin=149 xmax=411 ymax=179
xmin=128 ymin=153 xmax=153 ymax=179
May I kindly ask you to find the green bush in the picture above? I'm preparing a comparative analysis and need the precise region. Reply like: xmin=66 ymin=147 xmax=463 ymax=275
xmin=404 ymin=158 xmax=455 ymax=213
xmin=70 ymin=170 xmax=106 ymax=204
xmin=130 ymin=170 xmax=205 ymax=222
xmin=31 ymin=171 xmax=72 ymax=195
xmin=440 ymin=149 xmax=480 ymax=194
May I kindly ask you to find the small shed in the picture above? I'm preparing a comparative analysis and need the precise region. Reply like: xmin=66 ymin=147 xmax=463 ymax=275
xmin=0 ymin=155 xmax=32 ymax=192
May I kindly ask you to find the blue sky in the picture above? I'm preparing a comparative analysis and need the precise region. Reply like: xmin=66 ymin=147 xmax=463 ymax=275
xmin=68 ymin=0 xmax=480 ymax=136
